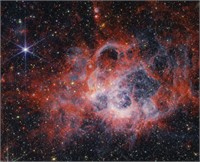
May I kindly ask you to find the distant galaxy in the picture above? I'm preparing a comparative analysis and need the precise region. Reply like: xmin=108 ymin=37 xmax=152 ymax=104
xmin=1 ymin=1 xmax=199 ymax=161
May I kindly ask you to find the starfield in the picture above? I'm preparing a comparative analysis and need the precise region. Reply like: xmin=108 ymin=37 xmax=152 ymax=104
xmin=1 ymin=1 xmax=199 ymax=161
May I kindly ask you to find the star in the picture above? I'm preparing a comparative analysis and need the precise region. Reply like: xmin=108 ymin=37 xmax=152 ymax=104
xmin=3 ymin=31 xmax=46 ymax=72
xmin=23 ymin=47 xmax=28 ymax=52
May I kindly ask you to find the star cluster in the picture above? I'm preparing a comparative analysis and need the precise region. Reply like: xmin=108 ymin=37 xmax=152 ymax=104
xmin=1 ymin=1 xmax=199 ymax=161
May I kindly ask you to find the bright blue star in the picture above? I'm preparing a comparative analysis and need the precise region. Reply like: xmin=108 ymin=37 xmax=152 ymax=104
xmin=23 ymin=47 xmax=28 ymax=52
xmin=3 ymin=34 xmax=46 ymax=72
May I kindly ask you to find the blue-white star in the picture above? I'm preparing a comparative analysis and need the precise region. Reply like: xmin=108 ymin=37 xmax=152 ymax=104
xmin=23 ymin=47 xmax=28 ymax=52
xmin=3 ymin=34 xmax=46 ymax=72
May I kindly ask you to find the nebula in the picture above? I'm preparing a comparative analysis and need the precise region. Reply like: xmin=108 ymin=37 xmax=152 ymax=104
xmin=1 ymin=1 xmax=199 ymax=161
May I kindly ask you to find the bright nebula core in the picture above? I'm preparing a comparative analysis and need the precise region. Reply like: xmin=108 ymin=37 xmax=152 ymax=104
xmin=1 ymin=1 xmax=199 ymax=161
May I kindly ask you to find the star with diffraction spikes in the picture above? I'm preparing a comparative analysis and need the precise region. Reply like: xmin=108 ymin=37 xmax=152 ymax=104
xmin=2 ymin=31 xmax=46 ymax=72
